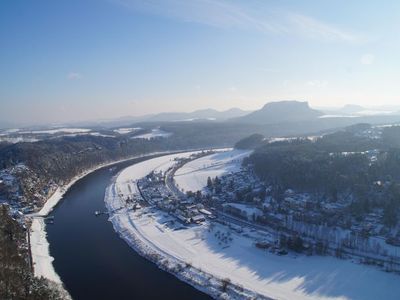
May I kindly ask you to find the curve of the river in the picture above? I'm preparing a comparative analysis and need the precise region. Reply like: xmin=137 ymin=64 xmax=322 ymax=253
xmin=46 ymin=154 xmax=212 ymax=300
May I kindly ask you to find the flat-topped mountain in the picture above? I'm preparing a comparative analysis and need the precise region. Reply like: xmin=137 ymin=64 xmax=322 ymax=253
xmin=230 ymin=101 xmax=323 ymax=124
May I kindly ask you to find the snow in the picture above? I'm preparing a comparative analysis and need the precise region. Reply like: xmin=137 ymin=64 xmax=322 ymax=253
xmin=106 ymin=152 xmax=400 ymax=300
xmin=174 ymin=149 xmax=252 ymax=193
xmin=131 ymin=128 xmax=172 ymax=139
xmin=23 ymin=128 xmax=91 ymax=134
xmin=88 ymin=132 xmax=114 ymax=137
xmin=30 ymin=218 xmax=62 ymax=283
xmin=4 ymin=128 xmax=20 ymax=133
xmin=319 ymin=110 xmax=396 ymax=119
xmin=357 ymin=110 xmax=394 ymax=116
xmin=319 ymin=115 xmax=359 ymax=119
xmin=60 ymin=132 xmax=114 ymax=138
xmin=116 ymin=152 xmax=201 ymax=196
xmin=175 ymin=118 xmax=216 ymax=122
xmin=223 ymin=203 xmax=263 ymax=217
xmin=0 ymin=136 xmax=39 ymax=143
xmin=114 ymin=127 xmax=142 ymax=134
xmin=0 ymin=128 xmax=113 ymax=143
xmin=268 ymin=136 xmax=321 ymax=143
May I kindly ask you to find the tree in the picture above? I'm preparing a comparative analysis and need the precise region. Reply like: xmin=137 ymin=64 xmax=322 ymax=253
xmin=383 ymin=202 xmax=397 ymax=227
xmin=207 ymin=176 xmax=212 ymax=188
xmin=0 ymin=205 xmax=64 ymax=299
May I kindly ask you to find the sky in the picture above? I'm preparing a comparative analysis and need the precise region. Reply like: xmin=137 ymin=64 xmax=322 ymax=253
xmin=1 ymin=0 xmax=400 ymax=125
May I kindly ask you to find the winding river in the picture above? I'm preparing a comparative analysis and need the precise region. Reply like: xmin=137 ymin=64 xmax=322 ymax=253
xmin=46 ymin=155 xmax=211 ymax=300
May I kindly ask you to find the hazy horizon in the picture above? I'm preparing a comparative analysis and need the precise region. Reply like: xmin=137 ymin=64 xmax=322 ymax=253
xmin=2 ymin=0 xmax=400 ymax=124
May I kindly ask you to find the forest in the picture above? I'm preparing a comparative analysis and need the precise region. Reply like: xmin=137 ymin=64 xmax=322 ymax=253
xmin=0 ymin=205 xmax=67 ymax=299
xmin=243 ymin=124 xmax=400 ymax=226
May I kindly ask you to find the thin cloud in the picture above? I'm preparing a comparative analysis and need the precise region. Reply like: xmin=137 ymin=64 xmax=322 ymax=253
xmin=113 ymin=0 xmax=365 ymax=43
xmin=307 ymin=80 xmax=328 ymax=88
xmin=361 ymin=54 xmax=375 ymax=65
xmin=67 ymin=72 xmax=83 ymax=80
xmin=288 ymin=13 xmax=362 ymax=43
xmin=228 ymin=86 xmax=238 ymax=92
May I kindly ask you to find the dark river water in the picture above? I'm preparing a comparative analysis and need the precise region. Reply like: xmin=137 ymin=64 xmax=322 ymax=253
xmin=46 ymin=155 xmax=211 ymax=300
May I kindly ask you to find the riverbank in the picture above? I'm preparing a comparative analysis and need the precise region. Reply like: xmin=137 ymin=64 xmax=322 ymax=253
xmin=105 ymin=150 xmax=400 ymax=300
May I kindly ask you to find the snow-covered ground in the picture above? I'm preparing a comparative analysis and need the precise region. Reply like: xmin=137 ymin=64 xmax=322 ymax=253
xmin=58 ymin=132 xmax=114 ymax=138
xmin=319 ymin=115 xmax=359 ymax=119
xmin=174 ymin=149 xmax=252 ymax=193
xmin=115 ymin=151 xmax=201 ymax=196
xmin=0 ymin=136 xmax=39 ymax=143
xmin=106 ymin=151 xmax=400 ymax=300
xmin=113 ymin=127 xmax=142 ymax=134
xmin=132 ymin=128 xmax=172 ymax=140
xmin=30 ymin=218 xmax=62 ymax=283
xmin=22 ymin=128 xmax=91 ymax=134
xmin=0 ymin=128 xmax=114 ymax=143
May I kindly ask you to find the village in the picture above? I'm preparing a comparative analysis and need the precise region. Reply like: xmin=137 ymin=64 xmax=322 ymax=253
xmin=118 ymin=150 xmax=400 ymax=274
xmin=135 ymin=153 xmax=216 ymax=226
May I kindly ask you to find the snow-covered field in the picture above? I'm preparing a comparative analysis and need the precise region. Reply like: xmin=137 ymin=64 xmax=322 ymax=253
xmin=113 ymin=127 xmax=142 ymax=134
xmin=0 ymin=128 xmax=116 ymax=143
xmin=115 ymin=151 xmax=201 ymax=196
xmin=25 ymin=128 xmax=91 ymax=134
xmin=0 ymin=136 xmax=39 ymax=143
xmin=174 ymin=149 xmax=252 ymax=193
xmin=106 ymin=151 xmax=400 ymax=300
xmin=59 ymin=132 xmax=114 ymax=138
xmin=132 ymin=128 xmax=172 ymax=139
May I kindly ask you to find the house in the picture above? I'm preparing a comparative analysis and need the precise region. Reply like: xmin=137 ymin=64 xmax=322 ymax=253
xmin=191 ymin=214 xmax=206 ymax=224
xmin=199 ymin=208 xmax=212 ymax=216
xmin=177 ymin=214 xmax=190 ymax=224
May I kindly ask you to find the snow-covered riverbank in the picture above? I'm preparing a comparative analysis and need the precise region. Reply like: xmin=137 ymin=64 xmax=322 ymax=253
xmin=105 ymin=150 xmax=400 ymax=300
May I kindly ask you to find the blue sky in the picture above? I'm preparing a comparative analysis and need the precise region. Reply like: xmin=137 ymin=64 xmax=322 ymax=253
xmin=1 ymin=0 xmax=400 ymax=124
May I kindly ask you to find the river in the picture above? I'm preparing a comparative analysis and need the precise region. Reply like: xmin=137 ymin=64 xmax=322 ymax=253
xmin=46 ymin=155 xmax=211 ymax=300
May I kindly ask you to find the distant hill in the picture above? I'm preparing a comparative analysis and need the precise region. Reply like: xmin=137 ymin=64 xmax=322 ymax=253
xmin=0 ymin=121 xmax=17 ymax=130
xmin=320 ymin=104 xmax=365 ymax=116
xmin=338 ymin=104 xmax=365 ymax=114
xmin=230 ymin=101 xmax=323 ymax=124
xmin=146 ymin=107 xmax=249 ymax=122
xmin=80 ymin=108 xmax=250 ymax=128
